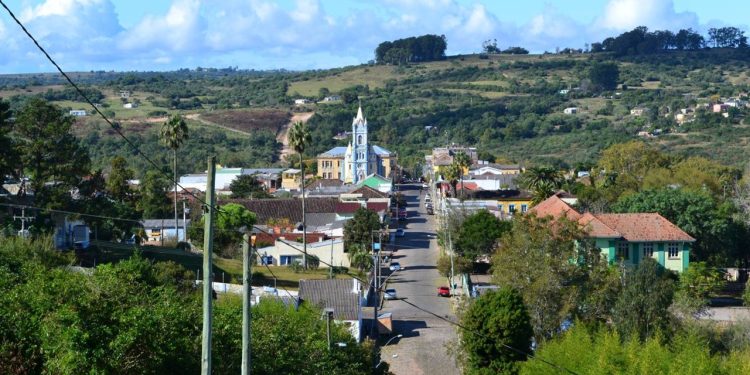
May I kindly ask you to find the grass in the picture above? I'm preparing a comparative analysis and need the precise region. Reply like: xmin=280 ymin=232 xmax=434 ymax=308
xmin=214 ymin=258 xmax=350 ymax=290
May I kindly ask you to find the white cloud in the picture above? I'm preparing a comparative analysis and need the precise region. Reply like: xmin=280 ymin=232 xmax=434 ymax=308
xmin=120 ymin=0 xmax=203 ymax=52
xmin=594 ymin=0 xmax=699 ymax=32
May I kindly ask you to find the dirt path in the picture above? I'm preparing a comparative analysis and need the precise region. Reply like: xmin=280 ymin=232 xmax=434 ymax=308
xmin=120 ymin=113 xmax=254 ymax=136
xmin=278 ymin=112 xmax=314 ymax=162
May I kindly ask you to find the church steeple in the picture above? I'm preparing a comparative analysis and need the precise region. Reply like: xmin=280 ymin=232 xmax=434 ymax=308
xmin=354 ymin=103 xmax=365 ymax=124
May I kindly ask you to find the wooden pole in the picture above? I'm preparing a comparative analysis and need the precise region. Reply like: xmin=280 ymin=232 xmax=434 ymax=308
xmin=201 ymin=157 xmax=216 ymax=375
xmin=242 ymin=233 xmax=252 ymax=375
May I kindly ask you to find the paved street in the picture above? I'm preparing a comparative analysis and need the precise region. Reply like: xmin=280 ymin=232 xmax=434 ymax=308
xmin=380 ymin=184 xmax=460 ymax=375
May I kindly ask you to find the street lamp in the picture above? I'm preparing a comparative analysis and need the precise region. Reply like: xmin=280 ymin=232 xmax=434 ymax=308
xmin=375 ymin=334 xmax=403 ymax=369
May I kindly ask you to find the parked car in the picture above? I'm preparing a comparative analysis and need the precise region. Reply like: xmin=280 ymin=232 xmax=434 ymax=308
xmin=384 ymin=288 xmax=398 ymax=300
xmin=437 ymin=286 xmax=451 ymax=297
xmin=425 ymin=194 xmax=431 ymax=201
xmin=426 ymin=207 xmax=434 ymax=215
xmin=396 ymin=229 xmax=405 ymax=237
xmin=389 ymin=262 xmax=402 ymax=271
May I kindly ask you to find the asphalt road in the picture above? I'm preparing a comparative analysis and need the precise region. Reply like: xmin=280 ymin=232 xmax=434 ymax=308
xmin=380 ymin=184 xmax=460 ymax=375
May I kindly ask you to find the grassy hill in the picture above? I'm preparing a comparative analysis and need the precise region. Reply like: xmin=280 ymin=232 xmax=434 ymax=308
xmin=2 ymin=49 xmax=750 ymax=172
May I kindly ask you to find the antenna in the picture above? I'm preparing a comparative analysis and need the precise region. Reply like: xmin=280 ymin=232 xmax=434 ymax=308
xmin=13 ymin=208 xmax=33 ymax=238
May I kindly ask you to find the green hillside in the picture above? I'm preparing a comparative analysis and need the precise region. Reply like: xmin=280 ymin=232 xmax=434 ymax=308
xmin=2 ymin=49 xmax=750 ymax=172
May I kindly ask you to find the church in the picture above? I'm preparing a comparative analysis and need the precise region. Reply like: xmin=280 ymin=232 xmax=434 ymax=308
xmin=317 ymin=106 xmax=397 ymax=184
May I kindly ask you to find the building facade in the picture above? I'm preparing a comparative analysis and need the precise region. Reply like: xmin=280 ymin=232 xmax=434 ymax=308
xmin=317 ymin=106 xmax=397 ymax=184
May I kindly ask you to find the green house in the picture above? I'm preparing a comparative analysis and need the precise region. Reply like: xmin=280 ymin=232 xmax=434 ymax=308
xmin=530 ymin=195 xmax=695 ymax=273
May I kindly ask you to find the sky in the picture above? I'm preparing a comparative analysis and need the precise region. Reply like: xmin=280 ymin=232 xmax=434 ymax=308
xmin=0 ymin=0 xmax=747 ymax=74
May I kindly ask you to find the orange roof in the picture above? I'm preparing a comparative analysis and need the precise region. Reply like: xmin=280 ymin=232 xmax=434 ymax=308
xmin=528 ymin=195 xmax=581 ymax=221
xmin=578 ymin=212 xmax=620 ymax=238
xmin=594 ymin=213 xmax=695 ymax=242
xmin=529 ymin=195 xmax=695 ymax=242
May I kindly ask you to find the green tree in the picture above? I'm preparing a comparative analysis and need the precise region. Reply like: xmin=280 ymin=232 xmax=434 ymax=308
xmin=588 ymin=61 xmax=620 ymax=91
xmin=289 ymin=120 xmax=312 ymax=268
xmin=460 ymin=288 xmax=533 ymax=374
xmin=437 ymin=254 xmax=474 ymax=277
xmin=612 ymin=188 xmax=744 ymax=263
xmin=492 ymin=214 xmax=592 ymax=342
xmin=455 ymin=209 xmax=511 ymax=260
xmin=14 ymin=98 xmax=90 ymax=206
xmin=0 ymin=98 xmax=17 ymax=180
xmin=160 ymin=114 xmax=189 ymax=244
xmin=441 ymin=163 xmax=461 ymax=197
xmin=517 ymin=166 xmax=564 ymax=204
xmin=138 ymin=170 xmax=172 ymax=218
xmin=453 ymin=151 xmax=472 ymax=200
xmin=348 ymin=244 xmax=374 ymax=273
xmin=674 ymin=261 xmax=725 ymax=317
xmin=613 ymin=258 xmax=675 ymax=341
xmin=229 ymin=174 xmax=272 ymax=199
xmin=106 ymin=156 xmax=135 ymax=203
xmin=597 ymin=140 xmax=670 ymax=195
xmin=344 ymin=207 xmax=382 ymax=249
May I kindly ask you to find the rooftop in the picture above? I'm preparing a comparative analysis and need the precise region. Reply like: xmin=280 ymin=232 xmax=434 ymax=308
xmin=299 ymin=279 xmax=360 ymax=321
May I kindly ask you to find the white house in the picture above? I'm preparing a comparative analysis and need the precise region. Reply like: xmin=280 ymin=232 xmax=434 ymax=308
xmin=141 ymin=219 xmax=190 ymax=242
xmin=69 ymin=110 xmax=87 ymax=117
xmin=257 ymin=238 xmax=349 ymax=268
xmin=123 ymin=103 xmax=138 ymax=109
xmin=563 ymin=107 xmax=578 ymax=114
xmin=294 ymin=98 xmax=311 ymax=105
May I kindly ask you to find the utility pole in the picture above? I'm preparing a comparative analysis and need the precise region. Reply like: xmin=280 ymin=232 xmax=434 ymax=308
xmin=201 ymin=157 xmax=216 ymax=375
xmin=182 ymin=200 xmax=188 ymax=244
xmin=13 ymin=208 xmax=32 ymax=238
xmin=242 ymin=232 xmax=254 ymax=375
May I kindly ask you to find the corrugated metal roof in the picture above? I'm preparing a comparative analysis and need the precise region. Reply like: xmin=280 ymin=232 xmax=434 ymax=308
xmin=299 ymin=279 xmax=360 ymax=321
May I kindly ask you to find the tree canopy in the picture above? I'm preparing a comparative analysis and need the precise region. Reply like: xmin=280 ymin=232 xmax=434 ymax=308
xmin=454 ymin=209 xmax=510 ymax=260
xmin=375 ymin=34 xmax=447 ymax=64
xmin=343 ymin=207 xmax=382 ymax=250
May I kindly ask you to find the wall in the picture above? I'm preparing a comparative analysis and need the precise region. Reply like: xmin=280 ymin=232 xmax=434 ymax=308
xmin=317 ymin=157 xmax=343 ymax=180
xmin=258 ymin=238 xmax=349 ymax=268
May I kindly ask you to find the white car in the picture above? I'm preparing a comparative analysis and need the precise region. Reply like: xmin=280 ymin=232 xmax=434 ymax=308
xmin=389 ymin=262 xmax=402 ymax=271
xmin=384 ymin=288 xmax=398 ymax=300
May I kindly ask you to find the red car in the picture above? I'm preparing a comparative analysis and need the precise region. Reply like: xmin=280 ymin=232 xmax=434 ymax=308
xmin=437 ymin=286 xmax=451 ymax=297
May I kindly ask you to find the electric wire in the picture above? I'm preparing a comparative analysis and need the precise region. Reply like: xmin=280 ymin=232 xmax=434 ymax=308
xmin=0 ymin=0 xmax=214 ymax=213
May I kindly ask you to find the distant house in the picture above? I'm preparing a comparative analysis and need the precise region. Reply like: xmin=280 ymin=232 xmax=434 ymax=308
xmin=563 ymin=107 xmax=578 ymax=114
xmin=713 ymin=103 xmax=729 ymax=113
xmin=257 ymin=237 xmax=348 ymax=268
xmin=54 ymin=217 xmax=90 ymax=250
xmin=123 ymin=102 xmax=138 ymax=109
xmin=470 ymin=164 xmax=523 ymax=176
xmin=322 ymin=95 xmax=341 ymax=102
xmin=281 ymin=169 xmax=302 ymax=190
xmin=630 ymin=107 xmax=648 ymax=116
xmin=119 ymin=90 xmax=131 ymax=98
xmin=141 ymin=219 xmax=191 ymax=242
xmin=299 ymin=279 xmax=364 ymax=341
xmin=294 ymin=98 xmax=311 ymax=105
xmin=69 ymin=110 xmax=87 ymax=117
xmin=559 ymin=89 xmax=570 ymax=95
xmin=530 ymin=195 xmax=694 ymax=273
xmin=495 ymin=190 xmax=534 ymax=218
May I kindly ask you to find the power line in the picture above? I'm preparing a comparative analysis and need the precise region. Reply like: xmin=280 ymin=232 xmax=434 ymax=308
xmin=0 ymin=0 xmax=213 ymax=213
xmin=0 ymin=202 xmax=142 ymax=224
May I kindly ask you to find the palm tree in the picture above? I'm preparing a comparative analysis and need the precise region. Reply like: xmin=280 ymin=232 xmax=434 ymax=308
xmin=288 ymin=120 xmax=312 ymax=269
xmin=348 ymin=244 xmax=374 ymax=273
xmin=160 ymin=114 xmax=188 ymax=244
xmin=518 ymin=166 xmax=564 ymax=204
xmin=442 ymin=162 xmax=461 ymax=198
xmin=453 ymin=151 xmax=471 ymax=200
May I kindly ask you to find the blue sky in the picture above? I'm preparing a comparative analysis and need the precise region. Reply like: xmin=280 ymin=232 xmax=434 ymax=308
xmin=0 ymin=0 xmax=747 ymax=73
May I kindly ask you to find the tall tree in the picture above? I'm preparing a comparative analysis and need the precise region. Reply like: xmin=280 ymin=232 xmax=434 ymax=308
xmin=343 ymin=207 xmax=382 ymax=249
xmin=441 ymin=163 xmax=461 ymax=198
xmin=455 ymin=209 xmax=511 ymax=260
xmin=288 ymin=120 xmax=311 ymax=268
xmin=160 ymin=114 xmax=189 ymax=242
xmin=229 ymin=174 xmax=271 ymax=199
xmin=460 ymin=288 xmax=533 ymax=374
xmin=453 ymin=151 xmax=471 ymax=200
xmin=612 ymin=258 xmax=675 ymax=341
xmin=517 ymin=166 xmax=564 ymax=204
xmin=0 ymin=98 xmax=16 ymax=180
xmin=14 ymin=98 xmax=90 ymax=206
xmin=106 ymin=156 xmax=135 ymax=203
xmin=588 ymin=61 xmax=620 ymax=91
xmin=138 ymin=170 xmax=172 ymax=219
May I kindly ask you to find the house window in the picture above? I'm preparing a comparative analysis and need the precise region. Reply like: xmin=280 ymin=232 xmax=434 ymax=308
xmin=521 ymin=204 xmax=528 ymax=213
xmin=668 ymin=243 xmax=680 ymax=258
xmin=642 ymin=242 xmax=654 ymax=258
xmin=509 ymin=204 xmax=516 ymax=214
xmin=497 ymin=204 xmax=503 ymax=213
xmin=617 ymin=242 xmax=629 ymax=260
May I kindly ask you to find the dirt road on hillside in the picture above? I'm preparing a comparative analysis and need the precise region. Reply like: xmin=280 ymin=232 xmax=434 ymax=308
xmin=278 ymin=112 xmax=314 ymax=162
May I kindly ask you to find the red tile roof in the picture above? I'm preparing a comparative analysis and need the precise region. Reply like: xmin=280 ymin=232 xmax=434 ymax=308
xmin=528 ymin=195 xmax=581 ymax=221
xmin=530 ymin=195 xmax=695 ymax=242
xmin=349 ymin=185 xmax=388 ymax=198
xmin=594 ymin=213 xmax=695 ymax=242
xmin=335 ymin=202 xmax=362 ymax=214
xmin=366 ymin=202 xmax=388 ymax=213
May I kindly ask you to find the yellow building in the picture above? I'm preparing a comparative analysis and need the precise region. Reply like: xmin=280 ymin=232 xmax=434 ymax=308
xmin=281 ymin=169 xmax=302 ymax=190
xmin=496 ymin=190 xmax=534 ymax=219
xmin=426 ymin=146 xmax=478 ymax=174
